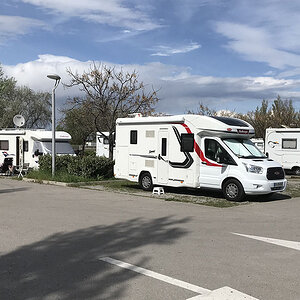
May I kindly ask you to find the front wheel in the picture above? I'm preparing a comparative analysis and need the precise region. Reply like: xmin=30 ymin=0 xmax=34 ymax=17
xmin=223 ymin=179 xmax=245 ymax=202
xmin=139 ymin=173 xmax=153 ymax=191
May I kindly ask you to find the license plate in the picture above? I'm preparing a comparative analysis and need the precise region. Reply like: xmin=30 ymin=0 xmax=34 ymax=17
xmin=274 ymin=182 xmax=283 ymax=187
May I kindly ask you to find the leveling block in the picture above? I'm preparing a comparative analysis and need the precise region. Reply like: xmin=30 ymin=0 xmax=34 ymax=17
xmin=152 ymin=187 xmax=165 ymax=195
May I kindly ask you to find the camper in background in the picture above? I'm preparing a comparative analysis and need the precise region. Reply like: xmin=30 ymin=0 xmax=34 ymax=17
xmin=96 ymin=132 xmax=115 ymax=159
xmin=114 ymin=114 xmax=286 ymax=201
xmin=265 ymin=128 xmax=300 ymax=175
xmin=251 ymin=138 xmax=264 ymax=153
xmin=0 ymin=129 xmax=74 ymax=170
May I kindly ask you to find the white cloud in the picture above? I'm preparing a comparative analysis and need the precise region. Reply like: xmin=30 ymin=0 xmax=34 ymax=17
xmin=2 ymin=54 xmax=300 ymax=114
xmin=214 ymin=1 xmax=300 ymax=76
xmin=151 ymin=42 xmax=201 ymax=56
xmin=0 ymin=15 xmax=46 ymax=43
xmin=21 ymin=0 xmax=161 ymax=31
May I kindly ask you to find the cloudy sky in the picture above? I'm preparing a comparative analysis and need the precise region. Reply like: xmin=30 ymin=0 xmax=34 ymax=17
xmin=1 ymin=0 xmax=300 ymax=114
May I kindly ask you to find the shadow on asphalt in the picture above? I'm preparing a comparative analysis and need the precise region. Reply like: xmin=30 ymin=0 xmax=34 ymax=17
xmin=0 ymin=216 xmax=190 ymax=300
xmin=0 ymin=187 xmax=29 ymax=194
xmin=131 ymin=184 xmax=291 ymax=203
xmin=247 ymin=193 xmax=291 ymax=202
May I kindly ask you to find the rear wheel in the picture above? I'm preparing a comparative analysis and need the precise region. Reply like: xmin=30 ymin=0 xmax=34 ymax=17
xmin=223 ymin=179 xmax=245 ymax=202
xmin=139 ymin=172 xmax=153 ymax=191
xmin=293 ymin=167 xmax=300 ymax=176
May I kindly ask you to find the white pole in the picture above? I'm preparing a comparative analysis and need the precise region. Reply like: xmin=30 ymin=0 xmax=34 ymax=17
xmin=47 ymin=74 xmax=60 ymax=178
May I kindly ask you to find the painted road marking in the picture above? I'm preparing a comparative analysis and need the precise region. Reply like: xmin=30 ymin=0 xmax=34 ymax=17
xmin=232 ymin=233 xmax=300 ymax=251
xmin=99 ymin=257 xmax=259 ymax=299
xmin=186 ymin=286 xmax=258 ymax=299
xmin=99 ymin=256 xmax=211 ymax=295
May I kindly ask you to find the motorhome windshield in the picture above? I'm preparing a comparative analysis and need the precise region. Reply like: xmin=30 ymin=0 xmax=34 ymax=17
xmin=42 ymin=141 xmax=74 ymax=154
xmin=223 ymin=138 xmax=266 ymax=158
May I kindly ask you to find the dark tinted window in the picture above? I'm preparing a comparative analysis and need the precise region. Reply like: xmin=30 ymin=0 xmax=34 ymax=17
xmin=211 ymin=116 xmax=249 ymax=127
xmin=181 ymin=134 xmax=194 ymax=152
xmin=130 ymin=130 xmax=137 ymax=144
xmin=161 ymin=138 xmax=167 ymax=156
xmin=24 ymin=141 xmax=28 ymax=152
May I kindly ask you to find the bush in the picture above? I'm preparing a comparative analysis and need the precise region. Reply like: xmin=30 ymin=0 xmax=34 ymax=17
xmin=38 ymin=155 xmax=114 ymax=179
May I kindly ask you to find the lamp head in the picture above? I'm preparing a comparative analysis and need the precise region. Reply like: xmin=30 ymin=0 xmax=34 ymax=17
xmin=47 ymin=74 xmax=61 ymax=80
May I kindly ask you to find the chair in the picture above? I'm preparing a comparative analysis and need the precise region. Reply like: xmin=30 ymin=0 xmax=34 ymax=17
xmin=17 ymin=163 xmax=30 ymax=178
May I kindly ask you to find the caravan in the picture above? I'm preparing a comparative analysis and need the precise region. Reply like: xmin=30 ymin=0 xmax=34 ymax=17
xmin=265 ymin=128 xmax=300 ymax=175
xmin=0 ymin=129 xmax=74 ymax=170
xmin=114 ymin=114 xmax=286 ymax=201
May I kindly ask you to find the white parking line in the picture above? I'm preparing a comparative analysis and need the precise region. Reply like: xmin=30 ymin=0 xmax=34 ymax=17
xmin=99 ymin=257 xmax=259 ymax=299
xmin=99 ymin=256 xmax=211 ymax=295
xmin=232 ymin=233 xmax=300 ymax=251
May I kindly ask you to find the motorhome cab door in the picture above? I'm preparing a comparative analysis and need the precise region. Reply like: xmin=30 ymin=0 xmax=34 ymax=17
xmin=200 ymin=138 xmax=231 ymax=188
xmin=157 ymin=130 xmax=169 ymax=184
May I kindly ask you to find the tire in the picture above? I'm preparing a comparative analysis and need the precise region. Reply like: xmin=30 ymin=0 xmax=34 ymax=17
xmin=223 ymin=179 xmax=245 ymax=202
xmin=139 ymin=172 xmax=153 ymax=191
xmin=293 ymin=167 xmax=300 ymax=176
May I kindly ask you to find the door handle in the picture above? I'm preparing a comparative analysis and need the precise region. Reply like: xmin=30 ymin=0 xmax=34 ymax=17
xmin=201 ymin=161 xmax=207 ymax=165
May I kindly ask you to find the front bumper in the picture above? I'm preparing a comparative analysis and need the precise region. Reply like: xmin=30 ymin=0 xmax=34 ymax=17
xmin=243 ymin=178 xmax=287 ymax=195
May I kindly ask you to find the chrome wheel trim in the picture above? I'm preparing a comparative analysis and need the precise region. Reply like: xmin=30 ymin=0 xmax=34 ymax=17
xmin=142 ymin=176 xmax=151 ymax=189
xmin=226 ymin=183 xmax=239 ymax=199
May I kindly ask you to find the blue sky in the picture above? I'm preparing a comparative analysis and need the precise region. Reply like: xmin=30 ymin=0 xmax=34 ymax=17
xmin=1 ymin=0 xmax=300 ymax=114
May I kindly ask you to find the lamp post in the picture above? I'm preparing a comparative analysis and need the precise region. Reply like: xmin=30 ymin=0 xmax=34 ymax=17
xmin=47 ymin=74 xmax=61 ymax=177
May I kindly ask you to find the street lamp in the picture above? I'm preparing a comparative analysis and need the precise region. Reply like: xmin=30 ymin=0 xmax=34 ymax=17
xmin=47 ymin=74 xmax=61 ymax=177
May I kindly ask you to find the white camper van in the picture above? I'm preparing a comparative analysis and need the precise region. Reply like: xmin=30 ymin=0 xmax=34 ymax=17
xmin=251 ymin=138 xmax=264 ymax=153
xmin=96 ymin=132 xmax=109 ymax=158
xmin=265 ymin=128 xmax=300 ymax=175
xmin=0 ymin=129 xmax=74 ymax=170
xmin=114 ymin=115 xmax=287 ymax=201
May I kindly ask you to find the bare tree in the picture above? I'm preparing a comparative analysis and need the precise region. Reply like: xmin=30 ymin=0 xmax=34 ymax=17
xmin=64 ymin=63 xmax=159 ymax=158
xmin=187 ymin=102 xmax=217 ymax=116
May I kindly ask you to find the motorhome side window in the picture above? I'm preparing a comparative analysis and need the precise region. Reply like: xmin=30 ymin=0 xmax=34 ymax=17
xmin=161 ymin=138 xmax=167 ymax=156
xmin=205 ymin=139 xmax=235 ymax=164
xmin=181 ymin=134 xmax=194 ymax=152
xmin=24 ymin=141 xmax=29 ymax=152
xmin=282 ymin=139 xmax=297 ymax=149
xmin=0 ymin=140 xmax=9 ymax=150
xmin=130 ymin=130 xmax=137 ymax=144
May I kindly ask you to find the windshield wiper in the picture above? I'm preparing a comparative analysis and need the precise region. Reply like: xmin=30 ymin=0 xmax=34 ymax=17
xmin=238 ymin=155 xmax=266 ymax=159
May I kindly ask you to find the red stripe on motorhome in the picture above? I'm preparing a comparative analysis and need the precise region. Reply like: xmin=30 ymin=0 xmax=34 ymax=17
xmin=181 ymin=124 xmax=222 ymax=167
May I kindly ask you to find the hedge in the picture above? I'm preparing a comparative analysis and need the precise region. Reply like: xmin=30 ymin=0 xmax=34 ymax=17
xmin=38 ymin=154 xmax=114 ymax=179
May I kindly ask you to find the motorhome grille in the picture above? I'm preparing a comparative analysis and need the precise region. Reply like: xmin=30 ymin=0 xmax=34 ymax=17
xmin=267 ymin=167 xmax=285 ymax=180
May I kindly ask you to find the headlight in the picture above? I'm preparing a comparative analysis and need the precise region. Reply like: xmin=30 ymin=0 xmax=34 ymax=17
xmin=243 ymin=163 xmax=263 ymax=174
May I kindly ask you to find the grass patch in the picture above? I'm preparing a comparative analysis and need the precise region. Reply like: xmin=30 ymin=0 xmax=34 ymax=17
xmin=26 ymin=169 xmax=106 ymax=183
xmin=285 ymin=180 xmax=300 ymax=198
xmin=90 ymin=179 xmax=242 ymax=208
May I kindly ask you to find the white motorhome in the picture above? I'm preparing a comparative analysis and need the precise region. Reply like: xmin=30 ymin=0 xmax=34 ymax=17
xmin=96 ymin=132 xmax=109 ymax=158
xmin=0 ymin=129 xmax=74 ymax=169
xmin=265 ymin=128 xmax=300 ymax=175
xmin=251 ymin=138 xmax=264 ymax=153
xmin=114 ymin=114 xmax=287 ymax=201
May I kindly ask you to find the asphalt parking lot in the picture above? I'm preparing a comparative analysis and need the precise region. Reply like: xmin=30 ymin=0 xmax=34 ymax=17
xmin=0 ymin=178 xmax=299 ymax=300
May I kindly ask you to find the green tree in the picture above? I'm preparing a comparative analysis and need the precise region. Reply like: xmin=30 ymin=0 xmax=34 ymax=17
xmin=0 ymin=64 xmax=51 ymax=128
xmin=64 ymin=63 xmax=159 ymax=159
xmin=270 ymin=95 xmax=299 ymax=128
xmin=239 ymin=99 xmax=272 ymax=138
xmin=58 ymin=99 xmax=95 ymax=154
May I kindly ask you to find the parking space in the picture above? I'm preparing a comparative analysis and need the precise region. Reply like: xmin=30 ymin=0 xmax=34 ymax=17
xmin=0 ymin=178 xmax=299 ymax=299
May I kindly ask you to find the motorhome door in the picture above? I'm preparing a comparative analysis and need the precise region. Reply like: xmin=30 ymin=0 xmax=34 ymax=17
xmin=200 ymin=138 xmax=229 ymax=188
xmin=158 ymin=130 xmax=169 ymax=184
